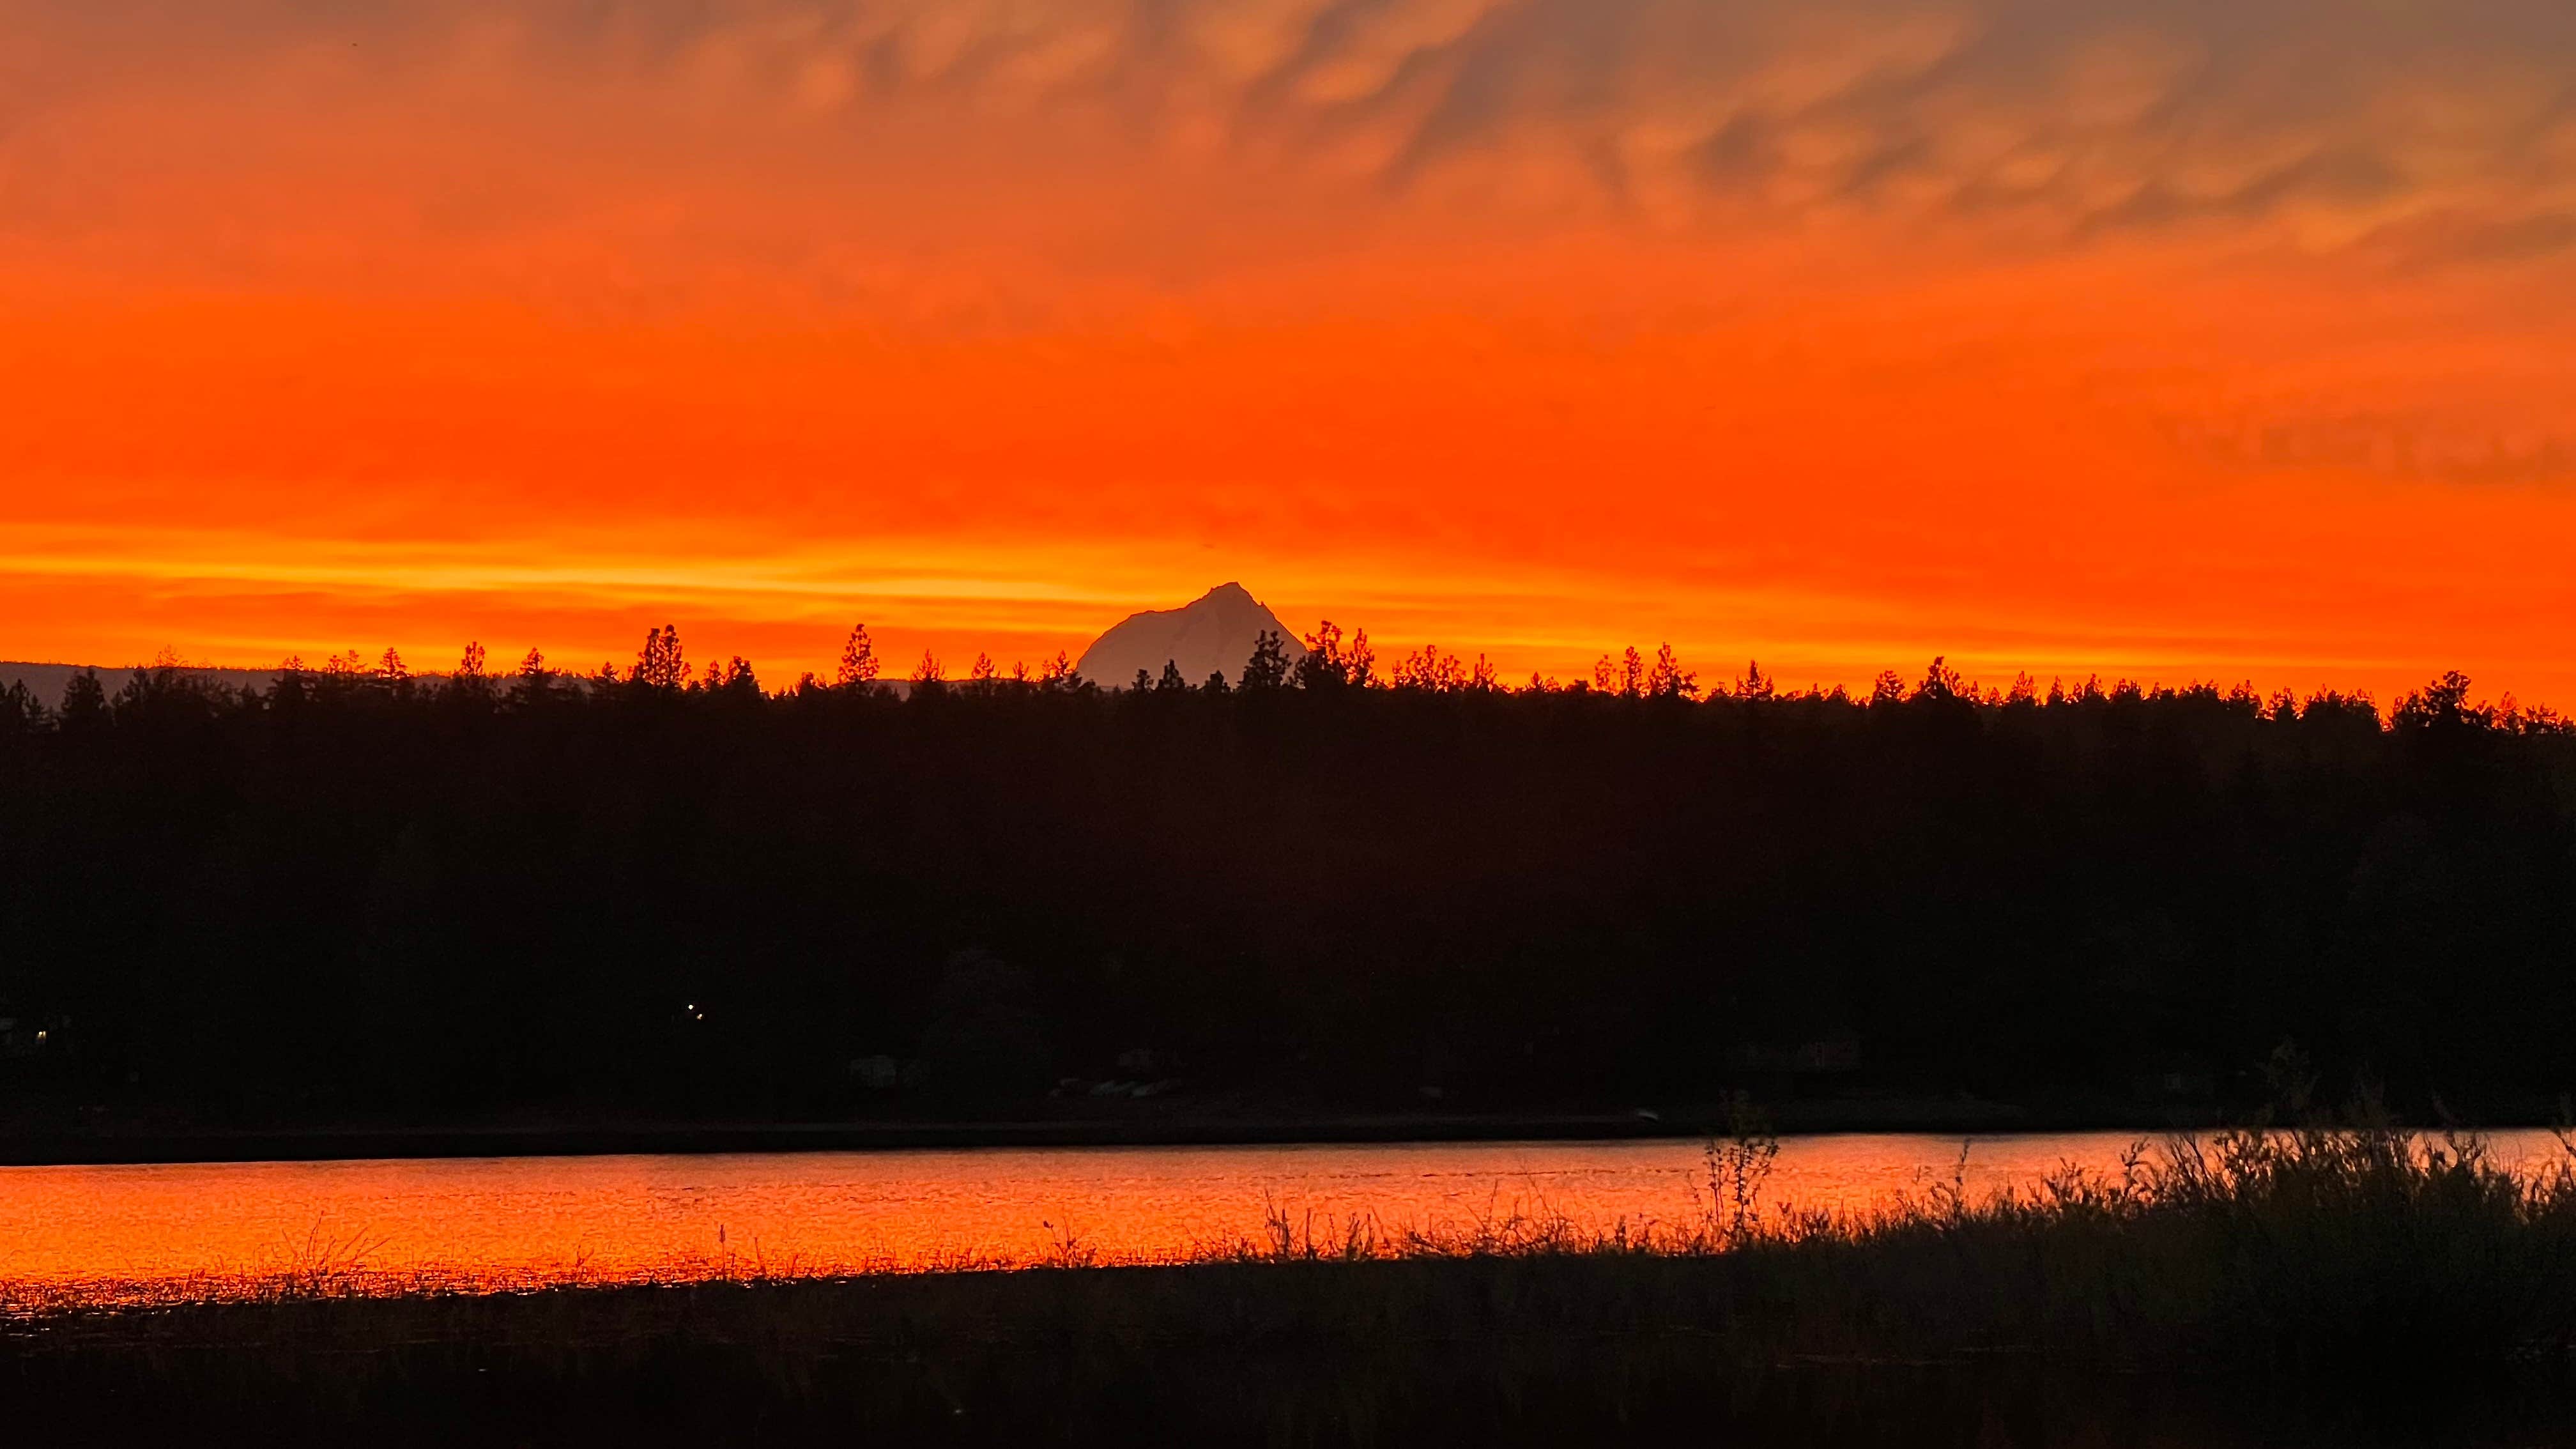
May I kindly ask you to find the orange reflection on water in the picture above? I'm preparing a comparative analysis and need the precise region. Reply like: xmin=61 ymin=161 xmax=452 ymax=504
xmin=3 ymin=1133 xmax=2559 ymax=1311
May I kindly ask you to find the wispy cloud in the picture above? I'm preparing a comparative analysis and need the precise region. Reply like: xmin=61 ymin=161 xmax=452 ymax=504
xmin=11 ymin=1 xmax=2573 ymax=270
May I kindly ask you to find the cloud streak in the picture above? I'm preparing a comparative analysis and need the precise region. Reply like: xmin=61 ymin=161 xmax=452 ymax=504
xmin=12 ymin=1 xmax=2573 ymax=268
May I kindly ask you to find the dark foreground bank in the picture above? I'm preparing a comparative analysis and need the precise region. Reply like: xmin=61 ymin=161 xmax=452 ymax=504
xmin=13 ymin=1124 xmax=2576 ymax=1446
xmin=13 ymin=1264 xmax=2574 ymax=1448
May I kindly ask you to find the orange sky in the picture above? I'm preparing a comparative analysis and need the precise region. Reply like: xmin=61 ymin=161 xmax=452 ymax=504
xmin=4 ymin=1 xmax=2572 ymax=705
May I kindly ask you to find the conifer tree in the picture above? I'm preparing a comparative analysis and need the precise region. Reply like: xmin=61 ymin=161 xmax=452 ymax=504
xmin=836 ymin=625 xmax=880 ymax=688
xmin=631 ymin=626 xmax=686 ymax=690
xmin=1240 ymin=630 xmax=1291 ymax=691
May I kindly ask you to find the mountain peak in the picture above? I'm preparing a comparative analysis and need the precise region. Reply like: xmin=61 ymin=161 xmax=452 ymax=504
xmin=1075 ymin=584 xmax=1305 ymax=688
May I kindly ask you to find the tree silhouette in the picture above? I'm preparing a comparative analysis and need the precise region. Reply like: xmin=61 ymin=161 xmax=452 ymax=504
xmin=1240 ymin=630 xmax=1292 ymax=691
xmin=509 ymin=648 xmax=551 ymax=708
xmin=57 ymin=669 xmax=105 ymax=733
xmin=1296 ymin=622 xmax=1348 ymax=689
xmin=1914 ymin=656 xmax=1965 ymax=704
xmin=631 ymin=626 xmax=687 ymax=690
xmin=836 ymin=625 xmax=880 ymax=689
xmin=2395 ymin=670 xmax=2482 ymax=732
xmin=1648 ymin=645 xmax=1699 ymax=700
xmin=1346 ymin=628 xmax=1377 ymax=688
xmin=1729 ymin=658 xmax=1770 ymax=702
xmin=445 ymin=642 xmax=493 ymax=704
xmin=0 ymin=649 xmax=2564 ymax=1126
xmin=1395 ymin=645 xmax=1466 ymax=692
xmin=0 ymin=681 xmax=45 ymax=737
xmin=693 ymin=656 xmax=759 ymax=696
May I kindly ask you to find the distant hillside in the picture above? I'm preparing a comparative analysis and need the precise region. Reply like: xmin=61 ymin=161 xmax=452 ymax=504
xmin=1075 ymin=583 xmax=1306 ymax=689
xmin=0 ymin=662 xmax=282 ymax=710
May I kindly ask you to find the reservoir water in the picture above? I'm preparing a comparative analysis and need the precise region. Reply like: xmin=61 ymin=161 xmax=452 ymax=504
xmin=3 ymin=1129 xmax=2561 ymax=1309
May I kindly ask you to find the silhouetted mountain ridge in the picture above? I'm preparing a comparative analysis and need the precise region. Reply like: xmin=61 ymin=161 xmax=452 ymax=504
xmin=1075 ymin=583 xmax=1307 ymax=688
xmin=1 ymin=662 xmax=282 ymax=709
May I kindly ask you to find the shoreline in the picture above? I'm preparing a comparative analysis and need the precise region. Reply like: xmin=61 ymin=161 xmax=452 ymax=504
xmin=6 ymin=1126 xmax=2572 ymax=1444
xmin=0 ymin=1096 xmax=2538 ymax=1167
xmin=13 ymin=1136 xmax=2576 ymax=1447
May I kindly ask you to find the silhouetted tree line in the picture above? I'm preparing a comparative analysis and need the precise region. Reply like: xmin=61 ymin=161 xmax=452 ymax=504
xmin=0 ymin=624 xmax=2570 ymax=1123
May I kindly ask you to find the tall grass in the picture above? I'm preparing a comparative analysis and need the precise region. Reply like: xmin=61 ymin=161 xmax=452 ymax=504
xmin=1191 ymin=1112 xmax=2576 ymax=1374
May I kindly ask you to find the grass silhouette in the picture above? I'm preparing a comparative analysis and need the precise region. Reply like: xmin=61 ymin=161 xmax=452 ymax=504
xmin=13 ymin=1115 xmax=2576 ymax=1442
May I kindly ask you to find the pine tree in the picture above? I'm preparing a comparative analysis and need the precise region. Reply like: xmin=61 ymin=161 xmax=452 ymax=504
xmin=1648 ymin=644 xmax=1701 ymax=700
xmin=510 ymin=648 xmax=551 ymax=707
xmin=58 ymin=670 xmax=106 ymax=733
xmin=631 ymin=626 xmax=687 ymax=689
xmin=1296 ymin=622 xmax=1346 ymax=689
xmin=836 ymin=625 xmax=880 ymax=688
xmin=1727 ymin=656 xmax=1765 ymax=702
xmin=1239 ymin=630 xmax=1291 ymax=691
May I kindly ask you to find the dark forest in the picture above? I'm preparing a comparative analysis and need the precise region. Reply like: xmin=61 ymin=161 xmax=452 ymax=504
xmin=1 ymin=629 xmax=2570 ymax=1126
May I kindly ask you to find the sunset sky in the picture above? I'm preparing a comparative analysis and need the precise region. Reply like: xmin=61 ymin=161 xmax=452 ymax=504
xmin=4 ymin=1 xmax=2571 ymax=703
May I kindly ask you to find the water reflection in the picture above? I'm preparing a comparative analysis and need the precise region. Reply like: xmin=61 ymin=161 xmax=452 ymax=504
xmin=1 ymin=1130 xmax=2562 ymax=1309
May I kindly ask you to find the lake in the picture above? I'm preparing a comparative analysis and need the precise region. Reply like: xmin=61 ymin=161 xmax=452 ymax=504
xmin=3 ymin=1129 xmax=2561 ymax=1309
